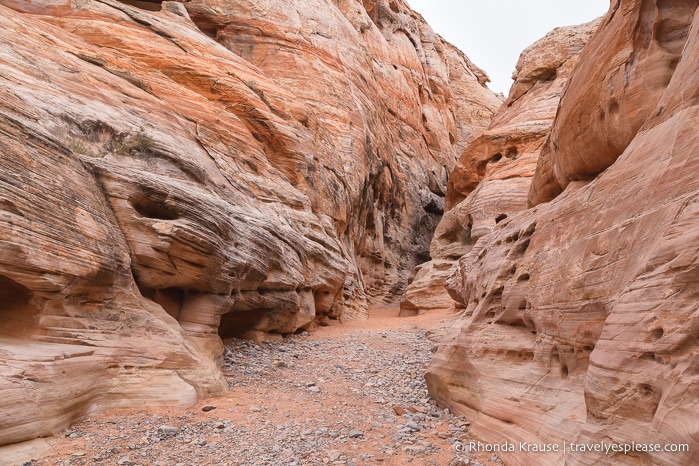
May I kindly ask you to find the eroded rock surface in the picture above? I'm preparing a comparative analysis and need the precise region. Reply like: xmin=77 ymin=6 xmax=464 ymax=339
xmin=0 ymin=0 xmax=499 ymax=448
xmin=400 ymin=21 xmax=598 ymax=316
xmin=426 ymin=2 xmax=699 ymax=465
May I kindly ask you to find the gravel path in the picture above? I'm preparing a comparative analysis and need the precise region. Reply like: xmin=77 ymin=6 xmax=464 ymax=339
xmin=28 ymin=309 xmax=503 ymax=466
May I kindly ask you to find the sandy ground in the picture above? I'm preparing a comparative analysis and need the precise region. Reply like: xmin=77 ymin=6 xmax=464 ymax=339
xmin=10 ymin=306 xmax=501 ymax=466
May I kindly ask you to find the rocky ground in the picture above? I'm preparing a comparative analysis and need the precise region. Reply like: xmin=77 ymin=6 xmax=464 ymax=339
xmin=22 ymin=307 xmax=503 ymax=466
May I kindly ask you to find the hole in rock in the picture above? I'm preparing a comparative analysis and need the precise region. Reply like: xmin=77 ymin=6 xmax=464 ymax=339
xmin=537 ymin=68 xmax=557 ymax=81
xmin=495 ymin=214 xmax=508 ymax=224
xmin=141 ymin=287 xmax=185 ymax=321
xmin=218 ymin=310 xmax=267 ymax=339
xmin=505 ymin=146 xmax=518 ymax=158
xmin=449 ymin=133 xmax=456 ymax=145
xmin=0 ymin=275 xmax=41 ymax=338
xmin=490 ymin=152 xmax=502 ymax=163
xmin=116 ymin=0 xmax=162 ymax=12
xmin=608 ymin=99 xmax=620 ymax=116
xmin=561 ymin=364 xmax=569 ymax=379
xmin=424 ymin=199 xmax=444 ymax=215
xmin=651 ymin=327 xmax=664 ymax=340
xmin=129 ymin=193 xmax=180 ymax=220
xmin=414 ymin=249 xmax=432 ymax=265
xmin=512 ymin=239 xmax=531 ymax=258
xmin=640 ymin=384 xmax=654 ymax=397
xmin=517 ymin=273 xmax=530 ymax=282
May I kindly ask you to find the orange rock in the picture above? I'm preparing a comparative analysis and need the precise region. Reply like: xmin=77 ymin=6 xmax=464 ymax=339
xmin=400 ymin=20 xmax=598 ymax=317
xmin=427 ymin=2 xmax=699 ymax=465
xmin=0 ymin=0 xmax=498 ymax=450
xmin=529 ymin=0 xmax=698 ymax=205
xmin=393 ymin=405 xmax=407 ymax=416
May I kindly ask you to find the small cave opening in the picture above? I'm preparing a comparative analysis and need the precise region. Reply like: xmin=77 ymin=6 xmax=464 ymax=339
xmin=506 ymin=146 xmax=518 ymax=159
xmin=129 ymin=193 xmax=180 ymax=220
xmin=140 ymin=287 xmax=185 ymax=321
xmin=116 ymin=0 xmax=162 ymax=12
xmin=490 ymin=152 xmax=503 ymax=163
xmin=414 ymin=249 xmax=432 ymax=265
xmin=0 ymin=275 xmax=40 ymax=338
xmin=495 ymin=214 xmax=508 ymax=224
xmin=537 ymin=68 xmax=557 ymax=82
xmin=424 ymin=198 xmax=444 ymax=215
xmin=218 ymin=310 xmax=267 ymax=339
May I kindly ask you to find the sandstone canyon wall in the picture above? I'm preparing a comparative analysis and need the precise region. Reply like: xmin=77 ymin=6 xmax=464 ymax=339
xmin=400 ymin=21 xmax=599 ymax=316
xmin=0 ymin=0 xmax=500 ymax=448
xmin=425 ymin=1 xmax=699 ymax=465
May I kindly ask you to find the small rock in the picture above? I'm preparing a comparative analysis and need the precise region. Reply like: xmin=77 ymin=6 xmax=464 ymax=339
xmin=197 ymin=439 xmax=207 ymax=446
xmin=202 ymin=405 xmax=217 ymax=412
xmin=117 ymin=456 xmax=132 ymax=465
xmin=158 ymin=425 xmax=179 ymax=436
xmin=409 ymin=406 xmax=426 ymax=414
xmin=393 ymin=406 xmax=407 ymax=416
xmin=406 ymin=421 xmax=420 ymax=432
xmin=349 ymin=430 xmax=363 ymax=438
xmin=307 ymin=386 xmax=320 ymax=393
xmin=404 ymin=445 xmax=427 ymax=455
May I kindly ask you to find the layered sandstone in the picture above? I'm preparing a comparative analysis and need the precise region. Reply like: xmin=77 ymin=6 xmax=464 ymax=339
xmin=400 ymin=21 xmax=598 ymax=316
xmin=0 ymin=0 xmax=499 ymax=449
xmin=426 ymin=1 xmax=699 ymax=465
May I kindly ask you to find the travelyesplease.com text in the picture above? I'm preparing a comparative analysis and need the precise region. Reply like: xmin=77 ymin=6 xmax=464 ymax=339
xmin=455 ymin=440 xmax=690 ymax=455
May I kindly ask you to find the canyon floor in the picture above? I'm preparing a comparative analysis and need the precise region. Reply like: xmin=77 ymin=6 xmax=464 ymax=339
xmin=18 ymin=307 xmax=502 ymax=466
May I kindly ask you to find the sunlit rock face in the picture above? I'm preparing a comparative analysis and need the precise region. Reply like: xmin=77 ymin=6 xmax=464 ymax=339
xmin=425 ymin=1 xmax=699 ymax=465
xmin=400 ymin=20 xmax=598 ymax=316
xmin=0 ymin=0 xmax=500 ymax=448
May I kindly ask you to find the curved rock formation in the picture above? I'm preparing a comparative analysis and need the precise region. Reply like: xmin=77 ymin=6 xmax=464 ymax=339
xmin=0 ymin=0 xmax=499 ymax=449
xmin=426 ymin=1 xmax=699 ymax=465
xmin=400 ymin=21 xmax=598 ymax=316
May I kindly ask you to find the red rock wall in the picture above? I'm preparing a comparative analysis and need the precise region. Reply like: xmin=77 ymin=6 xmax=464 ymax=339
xmin=426 ymin=1 xmax=699 ymax=465
xmin=0 ymin=0 xmax=499 ymax=448
xmin=400 ymin=21 xmax=598 ymax=316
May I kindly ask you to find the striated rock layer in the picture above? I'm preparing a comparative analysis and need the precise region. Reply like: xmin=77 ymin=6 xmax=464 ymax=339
xmin=426 ymin=1 xmax=699 ymax=465
xmin=0 ymin=0 xmax=499 ymax=449
xmin=400 ymin=21 xmax=598 ymax=316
